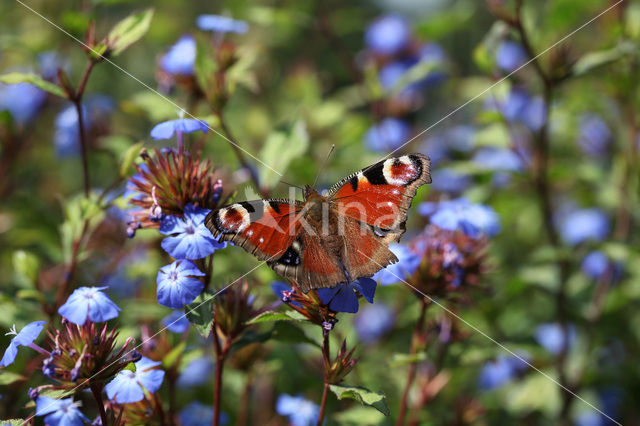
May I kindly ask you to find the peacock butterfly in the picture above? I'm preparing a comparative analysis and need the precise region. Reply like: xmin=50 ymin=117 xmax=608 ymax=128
xmin=205 ymin=153 xmax=431 ymax=292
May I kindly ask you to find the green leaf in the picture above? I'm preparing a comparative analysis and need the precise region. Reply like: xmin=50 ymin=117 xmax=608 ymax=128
xmin=572 ymin=41 xmax=635 ymax=77
xmin=12 ymin=250 xmax=40 ymax=287
xmin=0 ymin=72 xmax=66 ymax=98
xmin=229 ymin=329 xmax=273 ymax=353
xmin=16 ymin=289 xmax=46 ymax=303
xmin=163 ymin=341 xmax=187 ymax=368
xmin=269 ymin=322 xmax=318 ymax=347
xmin=185 ymin=292 xmax=214 ymax=338
xmin=0 ymin=371 xmax=25 ymax=385
xmin=246 ymin=310 xmax=307 ymax=324
xmin=329 ymin=384 xmax=390 ymax=416
xmin=389 ymin=352 xmax=427 ymax=368
xmin=258 ymin=120 xmax=309 ymax=188
xmin=0 ymin=419 xmax=27 ymax=425
xmin=195 ymin=35 xmax=218 ymax=96
xmin=120 ymin=141 xmax=144 ymax=178
xmin=107 ymin=8 xmax=154 ymax=56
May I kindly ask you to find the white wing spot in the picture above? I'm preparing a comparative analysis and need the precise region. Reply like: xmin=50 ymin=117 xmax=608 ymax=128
xmin=259 ymin=237 xmax=264 ymax=243
xmin=383 ymin=157 xmax=415 ymax=186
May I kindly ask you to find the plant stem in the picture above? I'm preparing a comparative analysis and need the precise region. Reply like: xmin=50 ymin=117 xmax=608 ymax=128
xmin=317 ymin=330 xmax=331 ymax=426
xmin=72 ymin=60 xmax=96 ymax=198
xmin=396 ymin=299 xmax=429 ymax=426
xmin=212 ymin=324 xmax=229 ymax=426
xmin=90 ymin=382 xmax=109 ymax=426
xmin=54 ymin=218 xmax=89 ymax=309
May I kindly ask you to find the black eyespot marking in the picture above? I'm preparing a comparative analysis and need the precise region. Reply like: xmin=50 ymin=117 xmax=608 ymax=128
xmin=407 ymin=155 xmax=424 ymax=184
xmin=371 ymin=225 xmax=391 ymax=238
xmin=277 ymin=243 xmax=301 ymax=266
xmin=349 ymin=175 xmax=359 ymax=192
xmin=239 ymin=200 xmax=264 ymax=222
xmin=269 ymin=201 xmax=282 ymax=214
xmin=362 ymin=161 xmax=387 ymax=185
xmin=238 ymin=201 xmax=255 ymax=213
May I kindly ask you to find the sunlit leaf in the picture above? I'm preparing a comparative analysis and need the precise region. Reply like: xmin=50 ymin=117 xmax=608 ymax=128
xmin=185 ymin=292 xmax=214 ymax=338
xmin=0 ymin=72 xmax=66 ymax=98
xmin=329 ymin=384 xmax=390 ymax=416
xmin=107 ymin=8 xmax=154 ymax=56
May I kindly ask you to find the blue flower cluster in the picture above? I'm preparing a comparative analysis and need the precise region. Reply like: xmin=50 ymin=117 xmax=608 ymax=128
xmin=419 ymin=198 xmax=501 ymax=238
xmin=479 ymin=353 xmax=529 ymax=390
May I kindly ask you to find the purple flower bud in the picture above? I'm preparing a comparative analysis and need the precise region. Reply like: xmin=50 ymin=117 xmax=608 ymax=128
xmin=28 ymin=387 xmax=40 ymax=400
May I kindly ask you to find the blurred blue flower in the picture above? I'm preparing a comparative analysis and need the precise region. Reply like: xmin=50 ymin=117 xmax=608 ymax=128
xmin=162 ymin=311 xmax=190 ymax=333
xmin=317 ymin=278 xmax=376 ymax=313
xmin=534 ymin=322 xmax=577 ymax=355
xmin=499 ymin=88 xmax=547 ymax=131
xmin=150 ymin=118 xmax=209 ymax=140
xmin=472 ymin=147 xmax=523 ymax=172
xmin=160 ymin=35 xmax=196 ymax=76
xmin=443 ymin=125 xmax=475 ymax=153
xmin=365 ymin=14 xmax=410 ymax=55
xmin=496 ymin=41 xmax=527 ymax=72
xmin=581 ymin=251 xmax=610 ymax=280
xmin=58 ymin=286 xmax=120 ymax=325
xmin=521 ymin=96 xmax=547 ymax=131
xmin=35 ymin=396 xmax=89 ymax=426
xmin=0 ymin=82 xmax=46 ymax=125
xmin=177 ymin=357 xmax=214 ymax=388
xmin=37 ymin=51 xmax=65 ymax=80
xmin=479 ymin=353 xmax=529 ymax=390
xmin=560 ymin=208 xmax=610 ymax=246
xmin=431 ymin=168 xmax=471 ymax=194
xmin=106 ymin=357 xmax=165 ymax=403
xmin=364 ymin=118 xmax=411 ymax=152
xmin=160 ymin=204 xmax=226 ymax=259
xmin=179 ymin=401 xmax=228 ymax=425
xmin=578 ymin=114 xmax=611 ymax=157
xmin=354 ymin=303 xmax=395 ymax=343
xmin=156 ymin=259 xmax=205 ymax=309
xmin=0 ymin=321 xmax=46 ymax=367
xmin=196 ymin=15 xmax=248 ymax=34
xmin=53 ymin=104 xmax=87 ymax=156
xmin=378 ymin=61 xmax=412 ymax=90
xmin=418 ymin=42 xmax=447 ymax=85
xmin=373 ymin=243 xmax=420 ymax=285
xmin=430 ymin=198 xmax=501 ymax=238
xmin=575 ymin=411 xmax=604 ymax=426
xmin=276 ymin=394 xmax=320 ymax=426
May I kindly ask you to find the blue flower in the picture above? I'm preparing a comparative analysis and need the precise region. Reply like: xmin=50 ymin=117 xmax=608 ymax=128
xmin=58 ymin=287 xmax=120 ymax=325
xmin=534 ymin=323 xmax=577 ymax=355
xmin=160 ymin=35 xmax=196 ymax=76
xmin=364 ymin=118 xmax=411 ymax=152
xmin=179 ymin=401 xmax=228 ymax=426
xmin=575 ymin=411 xmax=605 ymax=426
xmin=271 ymin=281 xmax=302 ymax=307
xmin=479 ymin=354 xmax=529 ymax=390
xmin=35 ymin=396 xmax=90 ymax=426
xmin=472 ymin=147 xmax=523 ymax=172
xmin=0 ymin=82 xmax=46 ymax=125
xmin=0 ymin=321 xmax=46 ymax=367
xmin=106 ymin=357 xmax=165 ymax=403
xmin=196 ymin=15 xmax=248 ymax=34
xmin=581 ymin=251 xmax=622 ymax=281
xmin=38 ymin=51 xmax=66 ymax=80
xmin=431 ymin=168 xmax=471 ymax=194
xmin=496 ymin=41 xmax=527 ymax=72
xmin=559 ymin=208 xmax=610 ymax=246
xmin=156 ymin=260 xmax=205 ymax=309
xmin=499 ymin=88 xmax=547 ymax=131
xmin=53 ymin=96 xmax=114 ymax=157
xmin=365 ymin=14 xmax=410 ymax=55
xmin=430 ymin=198 xmax=501 ymax=238
xmin=150 ymin=118 xmax=209 ymax=140
xmin=354 ymin=303 xmax=395 ymax=343
xmin=276 ymin=394 xmax=320 ymax=426
xmin=521 ymin=96 xmax=547 ymax=131
xmin=317 ymin=278 xmax=376 ymax=313
xmin=177 ymin=357 xmax=214 ymax=388
xmin=578 ymin=114 xmax=611 ymax=157
xmin=162 ymin=311 xmax=190 ymax=333
xmin=378 ymin=61 xmax=412 ymax=90
xmin=373 ymin=243 xmax=420 ymax=285
xmin=159 ymin=204 xmax=226 ymax=259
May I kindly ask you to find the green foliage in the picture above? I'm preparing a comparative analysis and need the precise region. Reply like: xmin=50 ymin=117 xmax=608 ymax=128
xmin=185 ymin=292 xmax=214 ymax=338
xmin=329 ymin=384 xmax=390 ymax=416
xmin=106 ymin=8 xmax=154 ymax=56
xmin=258 ymin=120 xmax=309 ymax=188
xmin=0 ymin=72 xmax=66 ymax=98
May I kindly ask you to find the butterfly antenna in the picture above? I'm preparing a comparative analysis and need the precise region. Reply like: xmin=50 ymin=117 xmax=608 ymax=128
xmin=312 ymin=144 xmax=335 ymax=189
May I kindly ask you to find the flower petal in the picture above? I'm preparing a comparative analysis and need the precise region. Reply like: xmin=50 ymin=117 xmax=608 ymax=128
xmin=13 ymin=321 xmax=46 ymax=346
xmin=106 ymin=371 xmax=144 ymax=403
xmin=150 ymin=120 xmax=177 ymax=140
xmin=0 ymin=342 xmax=19 ymax=367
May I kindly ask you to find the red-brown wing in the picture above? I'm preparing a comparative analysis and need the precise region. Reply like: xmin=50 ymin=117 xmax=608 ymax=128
xmin=328 ymin=153 xmax=431 ymax=232
xmin=205 ymin=199 xmax=304 ymax=261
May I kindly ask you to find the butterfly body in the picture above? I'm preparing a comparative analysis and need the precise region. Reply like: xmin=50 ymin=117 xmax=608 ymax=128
xmin=205 ymin=154 xmax=431 ymax=292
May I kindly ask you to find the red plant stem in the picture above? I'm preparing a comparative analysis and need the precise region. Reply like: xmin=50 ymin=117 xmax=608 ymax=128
xmin=90 ymin=382 xmax=109 ymax=426
xmin=71 ymin=60 xmax=96 ymax=198
xmin=317 ymin=331 xmax=331 ymax=426
xmin=212 ymin=325 xmax=229 ymax=426
xmin=396 ymin=299 xmax=429 ymax=426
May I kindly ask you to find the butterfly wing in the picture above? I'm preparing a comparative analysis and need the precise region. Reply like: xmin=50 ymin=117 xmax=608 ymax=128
xmin=205 ymin=199 xmax=304 ymax=261
xmin=328 ymin=153 xmax=431 ymax=278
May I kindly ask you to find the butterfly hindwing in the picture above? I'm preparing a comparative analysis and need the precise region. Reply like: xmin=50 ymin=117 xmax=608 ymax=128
xmin=205 ymin=199 xmax=304 ymax=261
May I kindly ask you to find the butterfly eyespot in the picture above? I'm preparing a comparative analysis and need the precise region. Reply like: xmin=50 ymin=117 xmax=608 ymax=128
xmin=277 ymin=243 xmax=301 ymax=266
xmin=382 ymin=156 xmax=420 ymax=186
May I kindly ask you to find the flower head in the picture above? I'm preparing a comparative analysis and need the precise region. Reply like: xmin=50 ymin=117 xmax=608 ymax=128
xmin=276 ymin=394 xmax=320 ymax=426
xmin=317 ymin=278 xmax=376 ymax=314
xmin=431 ymin=168 xmax=471 ymax=194
xmin=0 ymin=321 xmax=46 ymax=367
xmin=0 ymin=82 xmax=46 ymax=125
xmin=354 ymin=303 xmax=395 ymax=343
xmin=472 ymin=147 xmax=523 ymax=172
xmin=426 ymin=198 xmax=501 ymax=238
xmin=479 ymin=353 xmax=529 ymax=390
xmin=581 ymin=251 xmax=622 ymax=281
xmin=150 ymin=118 xmax=209 ymax=140
xmin=177 ymin=357 xmax=214 ymax=388
xmin=161 ymin=311 xmax=190 ymax=333
xmin=159 ymin=204 xmax=226 ymax=259
xmin=35 ymin=396 xmax=89 ymax=426
xmin=160 ymin=35 xmax=196 ymax=76
xmin=156 ymin=259 xmax=205 ymax=308
xmin=179 ymin=401 xmax=228 ymax=426
xmin=58 ymin=286 xmax=120 ymax=325
xmin=496 ymin=41 xmax=527 ymax=72
xmin=373 ymin=243 xmax=420 ymax=285
xmin=364 ymin=118 xmax=411 ymax=152
xmin=578 ymin=114 xmax=612 ymax=157
xmin=534 ymin=323 xmax=577 ymax=355
xmin=106 ymin=357 xmax=165 ymax=403
xmin=196 ymin=14 xmax=248 ymax=34
xmin=559 ymin=208 xmax=610 ymax=246
xmin=365 ymin=14 xmax=410 ymax=55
